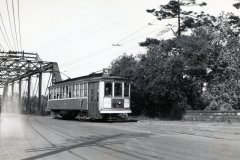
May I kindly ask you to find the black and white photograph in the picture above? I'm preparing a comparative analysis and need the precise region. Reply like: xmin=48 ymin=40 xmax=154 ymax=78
xmin=1 ymin=0 xmax=240 ymax=159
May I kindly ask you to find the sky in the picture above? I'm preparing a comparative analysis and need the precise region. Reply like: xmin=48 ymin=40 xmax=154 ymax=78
xmin=0 ymin=0 xmax=239 ymax=79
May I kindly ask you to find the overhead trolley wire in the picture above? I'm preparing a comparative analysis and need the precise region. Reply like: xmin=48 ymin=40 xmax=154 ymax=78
xmin=11 ymin=0 xmax=19 ymax=51
xmin=114 ymin=19 xmax=158 ymax=45
xmin=64 ymin=24 xmax=172 ymax=71
xmin=60 ymin=21 xmax=156 ymax=67
xmin=5 ymin=0 xmax=16 ymax=50
xmin=61 ymin=46 xmax=115 ymax=67
xmin=120 ymin=25 xmax=172 ymax=45
xmin=68 ymin=45 xmax=140 ymax=72
xmin=62 ymin=19 xmax=160 ymax=68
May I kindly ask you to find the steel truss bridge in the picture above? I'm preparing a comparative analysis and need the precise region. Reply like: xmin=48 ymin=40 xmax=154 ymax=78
xmin=0 ymin=51 xmax=62 ymax=114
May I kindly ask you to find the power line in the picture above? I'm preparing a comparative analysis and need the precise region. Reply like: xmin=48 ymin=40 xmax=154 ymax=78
xmin=12 ymin=0 xmax=19 ymax=51
xmin=69 ymin=22 xmax=163 ymax=68
xmin=114 ymin=19 xmax=157 ymax=45
xmin=121 ymin=25 xmax=171 ymax=45
xmin=61 ymin=20 xmax=160 ymax=68
xmin=61 ymin=46 xmax=115 ymax=67
xmin=38 ymin=1 xmax=161 ymax=51
xmin=0 ymin=16 xmax=11 ymax=50
xmin=17 ymin=0 xmax=22 ymax=51
xmin=62 ymin=25 xmax=171 ymax=71
xmin=0 ymin=13 xmax=13 ymax=50
xmin=68 ymin=45 xmax=140 ymax=72
xmin=74 ymin=45 xmax=139 ymax=69
xmin=61 ymin=28 xmax=152 ymax=68
xmin=5 ymin=0 xmax=16 ymax=50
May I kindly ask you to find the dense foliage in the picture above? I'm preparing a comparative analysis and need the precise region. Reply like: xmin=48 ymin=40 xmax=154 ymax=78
xmin=111 ymin=13 xmax=240 ymax=119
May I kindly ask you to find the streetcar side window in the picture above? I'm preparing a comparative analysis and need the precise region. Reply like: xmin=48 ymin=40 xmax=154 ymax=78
xmin=69 ymin=85 xmax=72 ymax=98
xmin=66 ymin=86 xmax=69 ymax=98
xmin=54 ymin=88 xmax=57 ymax=99
xmin=59 ymin=87 xmax=63 ymax=99
xmin=76 ymin=84 xmax=80 ymax=97
xmin=63 ymin=86 xmax=66 ymax=98
xmin=72 ymin=85 xmax=76 ymax=98
xmin=105 ymin=82 xmax=112 ymax=96
xmin=124 ymin=83 xmax=129 ymax=97
xmin=84 ymin=83 xmax=88 ymax=97
xmin=80 ymin=83 xmax=84 ymax=97
xmin=57 ymin=87 xmax=60 ymax=99
xmin=49 ymin=89 xmax=53 ymax=99
xmin=114 ymin=82 xmax=122 ymax=97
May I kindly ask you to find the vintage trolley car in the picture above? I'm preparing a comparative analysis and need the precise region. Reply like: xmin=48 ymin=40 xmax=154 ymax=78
xmin=48 ymin=69 xmax=131 ymax=119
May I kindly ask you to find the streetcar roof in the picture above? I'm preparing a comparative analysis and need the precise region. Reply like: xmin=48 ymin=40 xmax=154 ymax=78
xmin=52 ymin=72 xmax=128 ymax=86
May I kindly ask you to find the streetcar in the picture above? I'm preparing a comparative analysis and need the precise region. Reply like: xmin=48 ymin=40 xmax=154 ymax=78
xmin=47 ymin=68 xmax=131 ymax=120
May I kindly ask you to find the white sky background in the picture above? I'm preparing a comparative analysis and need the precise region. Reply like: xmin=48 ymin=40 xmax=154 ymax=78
xmin=0 ymin=0 xmax=239 ymax=79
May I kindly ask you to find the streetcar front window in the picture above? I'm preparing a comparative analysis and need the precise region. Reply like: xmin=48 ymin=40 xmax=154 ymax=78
xmin=115 ymin=82 xmax=122 ymax=97
xmin=105 ymin=82 xmax=112 ymax=96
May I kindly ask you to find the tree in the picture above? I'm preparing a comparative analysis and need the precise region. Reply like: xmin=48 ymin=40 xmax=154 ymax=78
xmin=198 ymin=14 xmax=240 ymax=110
xmin=112 ymin=36 xmax=207 ymax=118
xmin=146 ymin=0 xmax=207 ymax=36
xmin=111 ymin=54 xmax=137 ymax=81
xmin=233 ymin=0 xmax=240 ymax=9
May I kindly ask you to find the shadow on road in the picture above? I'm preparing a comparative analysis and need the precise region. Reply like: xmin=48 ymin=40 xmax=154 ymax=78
xmin=22 ymin=132 xmax=151 ymax=160
xmin=54 ymin=117 xmax=138 ymax=123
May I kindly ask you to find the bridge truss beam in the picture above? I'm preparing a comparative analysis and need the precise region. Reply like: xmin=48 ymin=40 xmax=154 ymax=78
xmin=0 ymin=51 xmax=61 ymax=114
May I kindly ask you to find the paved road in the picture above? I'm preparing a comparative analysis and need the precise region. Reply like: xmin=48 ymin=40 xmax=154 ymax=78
xmin=0 ymin=113 xmax=240 ymax=160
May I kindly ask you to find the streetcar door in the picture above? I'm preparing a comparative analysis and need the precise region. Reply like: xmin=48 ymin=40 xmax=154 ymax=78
xmin=88 ymin=82 xmax=101 ymax=119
